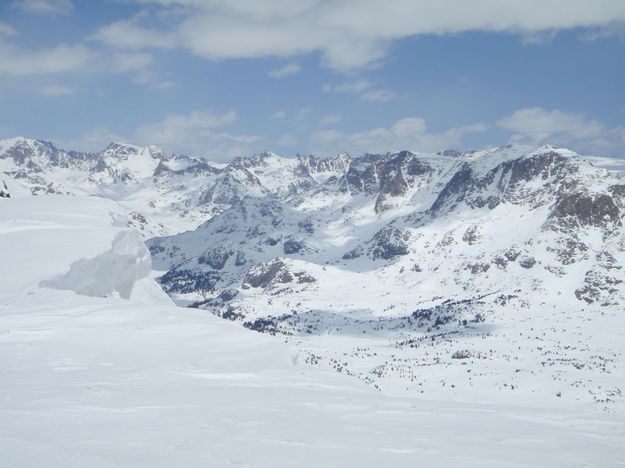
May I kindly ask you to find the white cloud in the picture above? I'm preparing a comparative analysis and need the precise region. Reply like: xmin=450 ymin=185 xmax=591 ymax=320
xmin=319 ymin=114 xmax=342 ymax=126
xmin=94 ymin=1 xmax=625 ymax=71
xmin=360 ymin=89 xmax=396 ymax=103
xmin=497 ymin=107 xmax=604 ymax=142
xmin=272 ymin=111 xmax=286 ymax=119
xmin=133 ymin=110 xmax=262 ymax=160
xmin=151 ymin=80 xmax=176 ymax=91
xmin=90 ymin=18 xmax=176 ymax=50
xmin=0 ymin=22 xmax=17 ymax=37
xmin=39 ymin=84 xmax=75 ymax=97
xmin=56 ymin=110 xmax=261 ymax=159
xmin=0 ymin=36 xmax=161 ymax=83
xmin=310 ymin=116 xmax=487 ymax=155
xmin=130 ymin=68 xmax=176 ymax=91
xmin=581 ymin=21 xmax=625 ymax=41
xmin=12 ymin=0 xmax=73 ymax=15
xmin=520 ymin=30 xmax=558 ymax=44
xmin=277 ymin=134 xmax=299 ymax=146
xmin=56 ymin=127 xmax=126 ymax=153
xmin=323 ymin=79 xmax=395 ymax=102
xmin=0 ymin=40 xmax=91 ymax=75
xmin=497 ymin=107 xmax=625 ymax=155
xmin=268 ymin=62 xmax=301 ymax=78
xmin=111 ymin=52 xmax=154 ymax=72
xmin=322 ymin=79 xmax=371 ymax=94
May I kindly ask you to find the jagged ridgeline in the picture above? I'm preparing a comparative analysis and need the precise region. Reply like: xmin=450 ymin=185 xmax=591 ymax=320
xmin=2 ymin=138 xmax=624 ymax=317
xmin=145 ymin=146 xmax=624 ymax=317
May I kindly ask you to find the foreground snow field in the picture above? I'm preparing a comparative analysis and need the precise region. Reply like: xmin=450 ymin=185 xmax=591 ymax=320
xmin=1 ymin=195 xmax=625 ymax=467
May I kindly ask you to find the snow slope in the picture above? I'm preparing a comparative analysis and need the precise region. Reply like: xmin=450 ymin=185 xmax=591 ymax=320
xmin=1 ymin=194 xmax=624 ymax=467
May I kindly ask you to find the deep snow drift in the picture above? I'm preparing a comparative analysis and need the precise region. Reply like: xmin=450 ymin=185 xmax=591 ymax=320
xmin=42 ymin=230 xmax=156 ymax=301
xmin=1 ymin=189 xmax=624 ymax=466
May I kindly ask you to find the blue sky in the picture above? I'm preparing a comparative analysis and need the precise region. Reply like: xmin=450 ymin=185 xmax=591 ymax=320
xmin=0 ymin=0 xmax=624 ymax=161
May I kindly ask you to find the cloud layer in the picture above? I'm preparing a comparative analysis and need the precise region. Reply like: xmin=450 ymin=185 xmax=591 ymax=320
xmin=497 ymin=107 xmax=625 ymax=155
xmin=92 ymin=0 xmax=625 ymax=71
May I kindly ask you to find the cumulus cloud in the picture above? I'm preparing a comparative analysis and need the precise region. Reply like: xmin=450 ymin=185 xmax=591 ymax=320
xmin=62 ymin=110 xmax=263 ymax=159
xmin=90 ymin=18 xmax=176 ymax=50
xmin=133 ymin=110 xmax=262 ymax=160
xmin=93 ymin=1 xmax=625 ymax=71
xmin=268 ymin=62 xmax=301 ymax=78
xmin=39 ymin=84 xmax=75 ymax=97
xmin=497 ymin=107 xmax=604 ymax=142
xmin=497 ymin=107 xmax=625 ymax=155
xmin=310 ymin=116 xmax=487 ymax=155
xmin=0 ymin=41 xmax=92 ymax=75
xmin=12 ymin=0 xmax=73 ymax=15
xmin=55 ymin=127 xmax=126 ymax=153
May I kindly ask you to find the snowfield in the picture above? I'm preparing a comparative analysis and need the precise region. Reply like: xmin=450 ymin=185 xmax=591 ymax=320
xmin=1 ymin=140 xmax=625 ymax=466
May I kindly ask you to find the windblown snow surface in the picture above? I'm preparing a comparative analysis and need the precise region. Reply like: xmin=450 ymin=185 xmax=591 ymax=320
xmin=1 ymin=142 xmax=625 ymax=466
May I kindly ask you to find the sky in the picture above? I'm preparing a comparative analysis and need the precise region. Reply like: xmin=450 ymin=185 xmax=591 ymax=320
xmin=0 ymin=0 xmax=624 ymax=161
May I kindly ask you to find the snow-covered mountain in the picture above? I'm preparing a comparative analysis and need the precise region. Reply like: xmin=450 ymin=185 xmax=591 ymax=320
xmin=0 ymin=137 xmax=221 ymax=236
xmin=2 ymin=137 xmax=625 ymax=408
xmin=3 ymin=192 xmax=622 ymax=467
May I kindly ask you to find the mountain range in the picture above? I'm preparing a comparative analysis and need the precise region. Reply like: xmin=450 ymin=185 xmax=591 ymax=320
xmin=2 ymin=136 xmax=624 ymax=406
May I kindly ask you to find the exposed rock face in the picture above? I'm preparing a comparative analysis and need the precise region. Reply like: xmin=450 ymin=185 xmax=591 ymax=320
xmin=235 ymin=251 xmax=247 ymax=266
xmin=159 ymin=269 xmax=221 ymax=294
xmin=429 ymin=151 xmax=576 ymax=216
xmin=609 ymin=184 xmax=625 ymax=206
xmin=370 ymin=227 xmax=412 ymax=260
xmin=340 ymin=151 xmax=431 ymax=199
xmin=283 ymin=238 xmax=305 ymax=255
xmin=519 ymin=257 xmax=536 ymax=269
xmin=199 ymin=169 xmax=266 ymax=206
xmin=462 ymin=225 xmax=480 ymax=245
xmin=243 ymin=260 xmax=293 ymax=289
xmin=429 ymin=164 xmax=475 ymax=214
xmin=550 ymin=193 xmax=621 ymax=228
xmin=375 ymin=170 xmax=409 ymax=213
xmin=199 ymin=246 xmax=232 ymax=270
xmin=575 ymin=269 xmax=623 ymax=305
xmin=0 ymin=180 xmax=10 ymax=198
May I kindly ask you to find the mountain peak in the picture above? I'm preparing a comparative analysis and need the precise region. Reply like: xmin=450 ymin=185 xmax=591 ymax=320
xmin=103 ymin=141 xmax=140 ymax=152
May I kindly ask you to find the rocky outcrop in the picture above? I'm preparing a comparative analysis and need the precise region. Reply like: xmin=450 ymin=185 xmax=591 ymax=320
xmin=199 ymin=246 xmax=233 ymax=270
xmin=429 ymin=151 xmax=576 ymax=216
xmin=370 ymin=226 xmax=412 ymax=259
xmin=549 ymin=193 xmax=621 ymax=229
xmin=243 ymin=259 xmax=294 ymax=289
xmin=0 ymin=180 xmax=10 ymax=198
